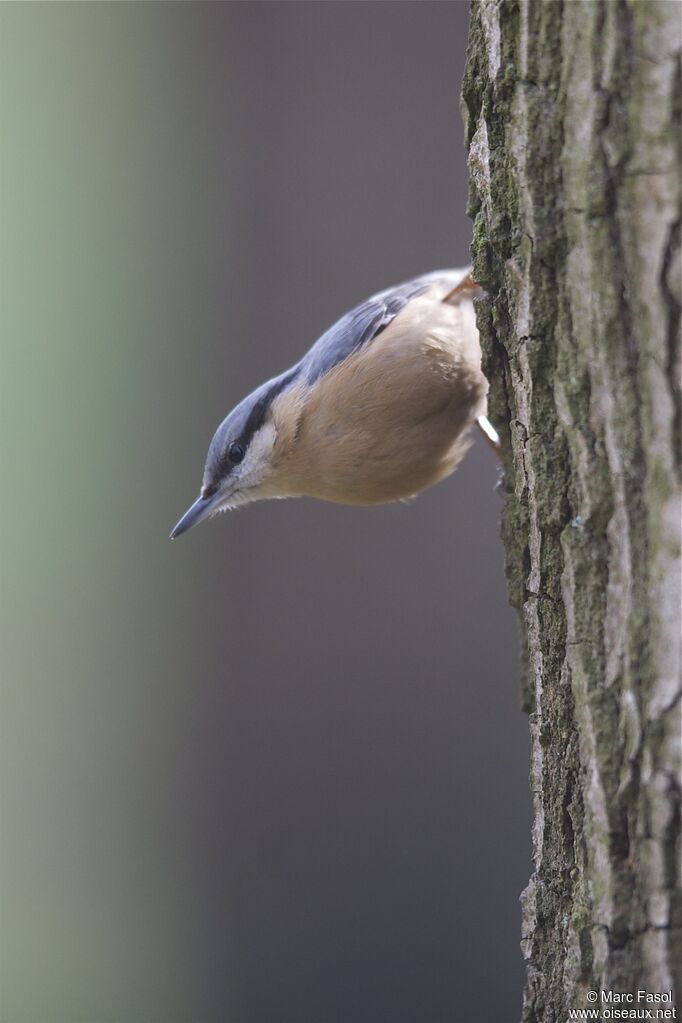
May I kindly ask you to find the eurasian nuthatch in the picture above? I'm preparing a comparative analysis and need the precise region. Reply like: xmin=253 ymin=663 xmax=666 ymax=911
xmin=170 ymin=267 xmax=499 ymax=538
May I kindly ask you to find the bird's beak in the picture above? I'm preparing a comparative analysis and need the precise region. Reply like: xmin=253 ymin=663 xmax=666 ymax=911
xmin=169 ymin=493 xmax=218 ymax=539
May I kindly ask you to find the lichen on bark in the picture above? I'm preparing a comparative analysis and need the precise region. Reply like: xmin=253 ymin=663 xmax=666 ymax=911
xmin=462 ymin=2 xmax=681 ymax=1019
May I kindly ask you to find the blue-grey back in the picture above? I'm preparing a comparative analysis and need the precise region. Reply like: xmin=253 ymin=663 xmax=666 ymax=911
xmin=300 ymin=269 xmax=457 ymax=385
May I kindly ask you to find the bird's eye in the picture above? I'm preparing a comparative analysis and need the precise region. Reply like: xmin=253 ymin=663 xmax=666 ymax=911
xmin=228 ymin=442 xmax=245 ymax=464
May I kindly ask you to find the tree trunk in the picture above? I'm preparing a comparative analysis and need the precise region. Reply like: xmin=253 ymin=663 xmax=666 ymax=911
xmin=462 ymin=1 xmax=681 ymax=1019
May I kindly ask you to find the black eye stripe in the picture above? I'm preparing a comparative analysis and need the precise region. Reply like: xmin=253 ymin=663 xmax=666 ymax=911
xmin=239 ymin=366 xmax=300 ymax=447
xmin=206 ymin=365 xmax=301 ymax=491
xmin=228 ymin=442 xmax=245 ymax=464
xmin=222 ymin=370 xmax=298 ymax=472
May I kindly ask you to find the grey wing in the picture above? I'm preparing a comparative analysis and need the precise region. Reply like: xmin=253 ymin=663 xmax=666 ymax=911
xmin=300 ymin=270 xmax=459 ymax=385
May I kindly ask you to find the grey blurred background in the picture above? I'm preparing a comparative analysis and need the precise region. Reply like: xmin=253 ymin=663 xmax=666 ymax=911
xmin=0 ymin=2 xmax=529 ymax=1021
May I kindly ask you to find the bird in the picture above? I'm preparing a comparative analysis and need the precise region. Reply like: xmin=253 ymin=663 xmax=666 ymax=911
xmin=170 ymin=267 xmax=499 ymax=539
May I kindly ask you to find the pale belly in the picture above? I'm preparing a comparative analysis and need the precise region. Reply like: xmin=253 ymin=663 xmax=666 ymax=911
xmin=285 ymin=292 xmax=488 ymax=505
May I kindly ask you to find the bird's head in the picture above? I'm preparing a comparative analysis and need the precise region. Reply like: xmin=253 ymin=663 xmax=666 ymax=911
xmin=170 ymin=367 xmax=303 ymax=538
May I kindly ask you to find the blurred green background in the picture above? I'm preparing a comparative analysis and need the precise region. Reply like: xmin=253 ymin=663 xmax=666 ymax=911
xmin=0 ymin=3 xmax=529 ymax=1021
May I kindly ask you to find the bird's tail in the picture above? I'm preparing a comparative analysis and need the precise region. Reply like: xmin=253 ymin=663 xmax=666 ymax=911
xmin=441 ymin=272 xmax=484 ymax=306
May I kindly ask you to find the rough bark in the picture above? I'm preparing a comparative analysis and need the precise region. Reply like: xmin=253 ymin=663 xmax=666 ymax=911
xmin=462 ymin=2 xmax=681 ymax=1019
